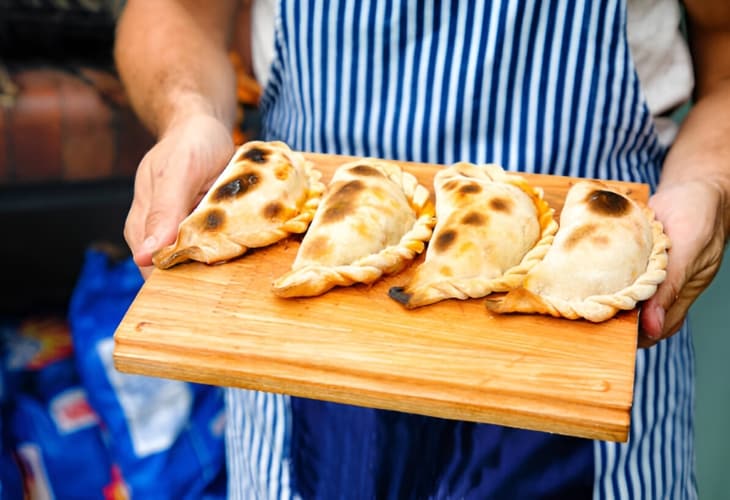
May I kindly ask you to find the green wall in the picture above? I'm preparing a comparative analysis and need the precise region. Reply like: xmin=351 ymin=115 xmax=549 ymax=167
xmin=692 ymin=246 xmax=730 ymax=499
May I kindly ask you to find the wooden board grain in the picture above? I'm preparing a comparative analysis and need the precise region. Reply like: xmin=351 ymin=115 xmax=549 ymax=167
xmin=113 ymin=153 xmax=648 ymax=442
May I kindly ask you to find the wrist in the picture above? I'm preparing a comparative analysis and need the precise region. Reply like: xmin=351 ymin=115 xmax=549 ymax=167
xmin=158 ymin=91 xmax=235 ymax=137
xmin=657 ymin=177 xmax=730 ymax=243
xmin=699 ymin=177 xmax=730 ymax=244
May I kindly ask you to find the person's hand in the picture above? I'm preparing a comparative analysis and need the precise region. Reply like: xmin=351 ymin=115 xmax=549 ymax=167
xmin=639 ymin=179 xmax=728 ymax=348
xmin=124 ymin=114 xmax=235 ymax=278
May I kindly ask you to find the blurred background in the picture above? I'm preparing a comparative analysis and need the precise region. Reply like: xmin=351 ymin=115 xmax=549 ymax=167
xmin=692 ymin=249 xmax=730 ymax=500
xmin=0 ymin=1 xmax=728 ymax=498
xmin=0 ymin=2 xmax=233 ymax=497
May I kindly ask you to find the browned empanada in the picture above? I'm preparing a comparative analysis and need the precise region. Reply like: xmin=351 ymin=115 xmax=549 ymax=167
xmin=153 ymin=141 xmax=324 ymax=269
xmin=485 ymin=180 xmax=670 ymax=322
xmin=388 ymin=163 xmax=557 ymax=308
xmin=271 ymin=159 xmax=435 ymax=297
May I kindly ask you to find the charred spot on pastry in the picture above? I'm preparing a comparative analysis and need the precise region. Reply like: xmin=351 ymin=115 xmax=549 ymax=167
xmin=320 ymin=202 xmax=350 ymax=223
xmin=442 ymin=180 xmax=460 ymax=191
xmin=263 ymin=201 xmax=284 ymax=220
xmin=213 ymin=179 xmax=242 ymax=201
xmin=434 ymin=229 xmax=457 ymax=253
xmin=349 ymin=165 xmax=383 ymax=177
xmin=335 ymin=179 xmax=365 ymax=196
xmin=489 ymin=197 xmax=513 ymax=213
xmin=461 ymin=211 xmax=487 ymax=226
xmin=203 ymin=209 xmax=225 ymax=231
xmin=586 ymin=189 xmax=630 ymax=216
xmin=388 ymin=286 xmax=412 ymax=306
xmin=321 ymin=180 xmax=365 ymax=222
xmin=213 ymin=172 xmax=260 ymax=201
xmin=243 ymin=147 xmax=269 ymax=163
xmin=563 ymin=223 xmax=598 ymax=250
xmin=458 ymin=183 xmax=482 ymax=195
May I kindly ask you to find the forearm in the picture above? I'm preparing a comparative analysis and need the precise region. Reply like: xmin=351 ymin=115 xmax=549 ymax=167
xmin=636 ymin=0 xmax=730 ymax=343
xmin=659 ymin=1 xmax=730 ymax=240
xmin=660 ymin=84 xmax=730 ymax=240
xmin=114 ymin=0 xmax=239 ymax=137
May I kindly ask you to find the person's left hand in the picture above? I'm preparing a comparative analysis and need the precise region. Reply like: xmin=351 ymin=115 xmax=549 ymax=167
xmin=638 ymin=179 xmax=728 ymax=348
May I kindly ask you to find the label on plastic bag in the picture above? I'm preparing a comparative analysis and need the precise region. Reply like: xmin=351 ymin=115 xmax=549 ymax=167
xmin=49 ymin=388 xmax=99 ymax=434
xmin=97 ymin=338 xmax=192 ymax=457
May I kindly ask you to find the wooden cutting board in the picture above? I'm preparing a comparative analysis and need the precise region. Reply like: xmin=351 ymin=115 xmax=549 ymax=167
xmin=113 ymin=153 xmax=647 ymax=442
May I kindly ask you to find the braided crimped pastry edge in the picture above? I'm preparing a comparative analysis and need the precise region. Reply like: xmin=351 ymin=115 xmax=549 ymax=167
xmin=486 ymin=203 xmax=671 ymax=322
xmin=271 ymin=159 xmax=436 ymax=297
xmin=522 ymin=205 xmax=670 ymax=322
xmin=392 ymin=163 xmax=558 ymax=307
xmin=257 ymin=147 xmax=326 ymax=239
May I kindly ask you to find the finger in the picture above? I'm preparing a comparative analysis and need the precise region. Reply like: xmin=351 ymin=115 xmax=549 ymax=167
xmin=639 ymin=280 xmax=679 ymax=343
xmin=639 ymin=246 xmax=686 ymax=343
xmin=139 ymin=161 xmax=201 ymax=264
xmin=662 ymin=294 xmax=694 ymax=338
xmin=638 ymin=191 xmax=683 ymax=345
xmin=124 ymin=197 xmax=149 ymax=265
xmin=125 ymin=196 xmax=158 ymax=280
xmin=638 ymin=300 xmax=665 ymax=348
xmin=637 ymin=331 xmax=658 ymax=349
xmin=139 ymin=264 xmax=154 ymax=280
xmin=639 ymin=288 xmax=695 ymax=349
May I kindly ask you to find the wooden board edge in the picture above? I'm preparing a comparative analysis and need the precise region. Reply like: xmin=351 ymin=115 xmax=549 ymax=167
xmin=113 ymin=335 xmax=631 ymax=443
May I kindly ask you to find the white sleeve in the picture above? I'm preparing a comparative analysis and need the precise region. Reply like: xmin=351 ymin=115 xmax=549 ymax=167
xmin=627 ymin=0 xmax=694 ymax=144
xmin=251 ymin=0 xmax=278 ymax=89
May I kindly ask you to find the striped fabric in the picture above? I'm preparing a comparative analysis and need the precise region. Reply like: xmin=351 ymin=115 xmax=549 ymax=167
xmin=595 ymin=327 xmax=697 ymax=499
xmin=225 ymin=0 xmax=697 ymax=498
xmin=225 ymin=389 xmax=295 ymax=499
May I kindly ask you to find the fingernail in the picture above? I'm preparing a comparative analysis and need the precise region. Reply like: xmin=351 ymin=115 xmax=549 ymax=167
xmin=648 ymin=306 xmax=665 ymax=339
xmin=142 ymin=236 xmax=157 ymax=251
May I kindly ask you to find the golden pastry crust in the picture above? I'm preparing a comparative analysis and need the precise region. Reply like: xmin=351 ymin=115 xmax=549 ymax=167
xmin=389 ymin=163 xmax=558 ymax=308
xmin=485 ymin=180 xmax=671 ymax=322
xmin=271 ymin=159 xmax=436 ymax=297
xmin=153 ymin=141 xmax=325 ymax=269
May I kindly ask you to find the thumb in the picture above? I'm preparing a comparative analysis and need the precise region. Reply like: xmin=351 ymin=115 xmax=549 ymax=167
xmin=137 ymin=179 xmax=198 ymax=267
xmin=138 ymin=211 xmax=182 ymax=265
xmin=639 ymin=261 xmax=683 ymax=344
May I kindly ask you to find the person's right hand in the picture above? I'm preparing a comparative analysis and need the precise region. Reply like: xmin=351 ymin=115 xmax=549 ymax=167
xmin=124 ymin=114 xmax=235 ymax=278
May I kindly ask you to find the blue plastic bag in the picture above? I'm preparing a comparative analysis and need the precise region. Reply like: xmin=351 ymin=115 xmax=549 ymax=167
xmin=1 ymin=316 xmax=124 ymax=499
xmin=68 ymin=248 xmax=227 ymax=499
xmin=0 ymin=405 xmax=24 ymax=500
xmin=10 ymin=391 xmax=120 ymax=499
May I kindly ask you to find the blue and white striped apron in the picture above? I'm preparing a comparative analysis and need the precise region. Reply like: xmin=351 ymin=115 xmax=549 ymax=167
xmin=226 ymin=1 xmax=696 ymax=498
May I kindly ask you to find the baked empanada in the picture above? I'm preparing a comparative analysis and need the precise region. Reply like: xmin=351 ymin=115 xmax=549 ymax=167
xmin=271 ymin=159 xmax=435 ymax=297
xmin=153 ymin=141 xmax=324 ymax=269
xmin=485 ymin=180 xmax=670 ymax=322
xmin=388 ymin=163 xmax=557 ymax=308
